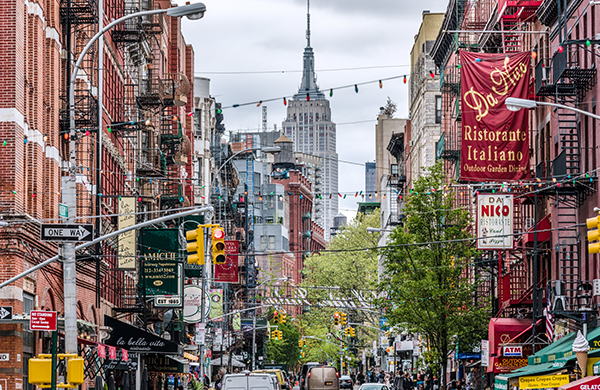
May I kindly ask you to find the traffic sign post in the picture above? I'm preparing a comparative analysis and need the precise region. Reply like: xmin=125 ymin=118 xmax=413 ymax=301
xmin=40 ymin=224 xmax=94 ymax=242
xmin=30 ymin=311 xmax=57 ymax=331
xmin=0 ymin=306 xmax=12 ymax=320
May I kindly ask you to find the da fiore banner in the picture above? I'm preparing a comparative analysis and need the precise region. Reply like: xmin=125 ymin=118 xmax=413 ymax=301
xmin=460 ymin=51 xmax=530 ymax=181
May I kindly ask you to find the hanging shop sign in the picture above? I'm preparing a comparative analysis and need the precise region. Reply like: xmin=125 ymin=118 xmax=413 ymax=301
xmin=492 ymin=356 xmax=529 ymax=373
xmin=140 ymin=229 xmax=184 ymax=307
xmin=503 ymin=345 xmax=523 ymax=357
xmin=208 ymin=289 xmax=223 ymax=321
xmin=104 ymin=315 xmax=181 ymax=354
xmin=481 ymin=340 xmax=489 ymax=367
xmin=519 ymin=375 xmax=569 ymax=390
xmin=477 ymin=194 xmax=513 ymax=250
xmin=215 ymin=240 xmax=240 ymax=283
xmin=146 ymin=354 xmax=188 ymax=374
xmin=118 ymin=197 xmax=136 ymax=269
xmin=459 ymin=51 xmax=531 ymax=181
xmin=183 ymin=285 xmax=211 ymax=324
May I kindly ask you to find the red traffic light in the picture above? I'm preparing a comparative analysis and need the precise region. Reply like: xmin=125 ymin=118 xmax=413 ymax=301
xmin=212 ymin=228 xmax=225 ymax=240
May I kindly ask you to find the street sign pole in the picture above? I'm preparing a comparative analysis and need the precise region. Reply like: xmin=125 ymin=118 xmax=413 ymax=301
xmin=51 ymin=330 xmax=57 ymax=390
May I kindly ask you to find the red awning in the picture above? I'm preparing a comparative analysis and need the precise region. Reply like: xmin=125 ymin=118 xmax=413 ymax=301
xmin=504 ymin=318 xmax=544 ymax=347
xmin=558 ymin=376 xmax=600 ymax=390
xmin=524 ymin=215 xmax=551 ymax=246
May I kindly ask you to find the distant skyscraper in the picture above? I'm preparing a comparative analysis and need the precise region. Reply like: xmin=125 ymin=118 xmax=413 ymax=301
xmin=282 ymin=0 xmax=338 ymax=241
xmin=365 ymin=161 xmax=376 ymax=202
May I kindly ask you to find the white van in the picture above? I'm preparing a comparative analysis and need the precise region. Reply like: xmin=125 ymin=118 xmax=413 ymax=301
xmin=222 ymin=373 xmax=279 ymax=390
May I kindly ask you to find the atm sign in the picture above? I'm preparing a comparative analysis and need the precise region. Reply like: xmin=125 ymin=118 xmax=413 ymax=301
xmin=503 ymin=346 xmax=523 ymax=357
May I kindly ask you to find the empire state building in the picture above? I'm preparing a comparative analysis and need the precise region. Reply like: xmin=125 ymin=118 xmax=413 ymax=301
xmin=282 ymin=0 xmax=338 ymax=240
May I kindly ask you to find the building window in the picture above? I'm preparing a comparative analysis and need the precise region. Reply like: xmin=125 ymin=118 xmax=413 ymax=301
xmin=268 ymin=235 xmax=276 ymax=250
xmin=435 ymin=96 xmax=442 ymax=124
xmin=391 ymin=164 xmax=398 ymax=175
xmin=261 ymin=236 xmax=267 ymax=251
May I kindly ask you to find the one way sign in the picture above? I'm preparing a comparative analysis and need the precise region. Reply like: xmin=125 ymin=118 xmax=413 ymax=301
xmin=0 ymin=307 xmax=12 ymax=320
xmin=41 ymin=224 xmax=94 ymax=242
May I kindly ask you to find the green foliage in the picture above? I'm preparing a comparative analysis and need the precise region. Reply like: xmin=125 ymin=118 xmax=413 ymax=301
xmin=267 ymin=320 xmax=301 ymax=368
xmin=302 ymin=211 xmax=380 ymax=295
xmin=296 ymin=211 xmax=381 ymax=365
xmin=379 ymin=163 xmax=489 ymax=382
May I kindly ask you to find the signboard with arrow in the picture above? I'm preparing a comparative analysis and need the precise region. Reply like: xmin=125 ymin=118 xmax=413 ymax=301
xmin=40 ymin=224 xmax=94 ymax=242
xmin=0 ymin=307 xmax=12 ymax=320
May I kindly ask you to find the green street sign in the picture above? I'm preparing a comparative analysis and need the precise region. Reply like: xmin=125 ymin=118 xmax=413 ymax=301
xmin=59 ymin=203 xmax=68 ymax=218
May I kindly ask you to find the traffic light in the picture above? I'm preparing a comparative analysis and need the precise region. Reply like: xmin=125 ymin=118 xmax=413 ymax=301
xmin=350 ymin=327 xmax=356 ymax=338
xmin=299 ymin=352 xmax=305 ymax=359
xmin=211 ymin=227 xmax=226 ymax=264
xmin=302 ymin=339 xmax=306 ymax=348
xmin=299 ymin=340 xmax=304 ymax=348
xmin=28 ymin=358 xmax=52 ymax=384
xmin=273 ymin=311 xmax=279 ymax=324
xmin=344 ymin=328 xmax=350 ymax=338
xmin=280 ymin=313 xmax=287 ymax=324
xmin=334 ymin=312 xmax=340 ymax=325
xmin=185 ymin=226 xmax=204 ymax=264
xmin=271 ymin=330 xmax=279 ymax=340
xmin=587 ymin=214 xmax=600 ymax=254
xmin=340 ymin=312 xmax=347 ymax=326
xmin=277 ymin=330 xmax=283 ymax=340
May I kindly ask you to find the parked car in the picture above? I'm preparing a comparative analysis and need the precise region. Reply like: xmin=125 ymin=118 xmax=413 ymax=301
xmin=300 ymin=362 xmax=321 ymax=390
xmin=222 ymin=373 xmax=278 ymax=390
xmin=253 ymin=370 xmax=288 ymax=390
xmin=306 ymin=366 xmax=339 ymax=390
xmin=358 ymin=384 xmax=390 ymax=390
xmin=339 ymin=376 xmax=353 ymax=389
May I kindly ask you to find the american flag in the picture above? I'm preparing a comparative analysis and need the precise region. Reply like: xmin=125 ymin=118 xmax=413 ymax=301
xmin=546 ymin=283 xmax=554 ymax=341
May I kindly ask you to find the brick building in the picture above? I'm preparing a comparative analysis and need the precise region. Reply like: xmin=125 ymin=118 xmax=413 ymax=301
xmin=0 ymin=0 xmax=195 ymax=387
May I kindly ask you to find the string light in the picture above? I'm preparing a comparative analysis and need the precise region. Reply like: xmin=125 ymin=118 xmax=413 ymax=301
xmin=379 ymin=80 xmax=383 ymax=88
xmin=430 ymin=71 xmax=435 ymax=78
xmin=257 ymin=101 xmax=262 ymax=107
xmin=23 ymin=136 xmax=27 ymax=145
xmin=354 ymin=84 xmax=359 ymax=93
xmin=283 ymin=97 xmax=287 ymax=106
xmin=329 ymin=89 xmax=333 ymax=97
xmin=558 ymin=45 xmax=564 ymax=53
xmin=403 ymin=76 xmax=407 ymax=83
xmin=43 ymin=134 xmax=48 ymax=143
xmin=306 ymin=93 xmax=310 ymax=101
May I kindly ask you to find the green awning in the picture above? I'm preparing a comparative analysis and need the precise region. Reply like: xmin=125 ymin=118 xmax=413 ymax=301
xmin=528 ymin=327 xmax=600 ymax=365
xmin=495 ymin=376 xmax=508 ymax=390
xmin=501 ymin=361 xmax=568 ymax=380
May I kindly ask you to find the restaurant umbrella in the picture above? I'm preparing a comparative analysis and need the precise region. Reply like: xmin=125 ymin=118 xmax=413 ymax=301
xmin=141 ymin=367 xmax=148 ymax=390
xmin=107 ymin=372 xmax=116 ymax=390
xmin=122 ymin=370 xmax=131 ymax=390
xmin=95 ymin=375 xmax=104 ymax=390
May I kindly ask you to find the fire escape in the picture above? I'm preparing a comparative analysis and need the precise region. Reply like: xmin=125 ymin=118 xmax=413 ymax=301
xmin=534 ymin=0 xmax=597 ymax=319
xmin=497 ymin=0 xmax=542 ymax=52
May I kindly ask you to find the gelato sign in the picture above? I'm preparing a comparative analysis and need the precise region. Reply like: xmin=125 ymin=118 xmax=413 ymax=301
xmin=477 ymin=195 xmax=513 ymax=250
xmin=519 ymin=375 xmax=569 ymax=390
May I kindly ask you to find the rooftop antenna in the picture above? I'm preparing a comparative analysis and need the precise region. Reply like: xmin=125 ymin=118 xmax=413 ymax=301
xmin=306 ymin=0 xmax=311 ymax=47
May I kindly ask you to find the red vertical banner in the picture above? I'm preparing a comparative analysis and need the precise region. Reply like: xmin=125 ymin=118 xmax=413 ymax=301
xmin=215 ymin=240 xmax=239 ymax=283
xmin=108 ymin=346 xmax=117 ymax=360
xmin=97 ymin=344 xmax=106 ymax=358
xmin=460 ymin=51 xmax=531 ymax=181
xmin=122 ymin=349 xmax=129 ymax=362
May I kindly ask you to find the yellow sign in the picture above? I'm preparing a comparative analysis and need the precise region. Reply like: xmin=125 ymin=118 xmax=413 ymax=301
xmin=118 ymin=197 xmax=137 ymax=269
xmin=519 ymin=375 xmax=569 ymax=389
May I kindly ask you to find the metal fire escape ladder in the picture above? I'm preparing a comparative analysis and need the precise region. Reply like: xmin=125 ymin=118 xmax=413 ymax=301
xmin=246 ymin=134 xmax=256 ymax=297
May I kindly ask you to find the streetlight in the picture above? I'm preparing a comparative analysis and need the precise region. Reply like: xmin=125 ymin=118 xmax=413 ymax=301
xmin=215 ymin=146 xmax=281 ymax=178
xmin=63 ymin=2 xmax=207 ymax=356
xmin=251 ymin=276 xmax=290 ymax=370
xmin=505 ymin=97 xmax=600 ymax=120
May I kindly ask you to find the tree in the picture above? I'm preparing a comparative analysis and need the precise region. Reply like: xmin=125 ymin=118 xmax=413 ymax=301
xmin=267 ymin=320 xmax=301 ymax=368
xmin=298 ymin=212 xmax=381 ymax=365
xmin=379 ymin=163 xmax=489 ymax=384
xmin=381 ymin=97 xmax=397 ymax=118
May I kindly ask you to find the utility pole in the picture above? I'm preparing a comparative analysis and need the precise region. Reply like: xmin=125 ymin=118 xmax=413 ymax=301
xmin=200 ymin=225 xmax=210 ymax=381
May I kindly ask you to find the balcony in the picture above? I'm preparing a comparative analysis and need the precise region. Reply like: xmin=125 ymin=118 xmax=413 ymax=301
xmin=302 ymin=230 xmax=311 ymax=239
xmin=436 ymin=132 xmax=461 ymax=161
xmin=302 ymin=212 xmax=311 ymax=220
xmin=535 ymin=48 xmax=596 ymax=99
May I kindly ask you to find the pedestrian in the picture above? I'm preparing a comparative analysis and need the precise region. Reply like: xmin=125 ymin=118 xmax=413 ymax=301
xmin=393 ymin=371 xmax=403 ymax=390
xmin=358 ymin=372 xmax=365 ymax=385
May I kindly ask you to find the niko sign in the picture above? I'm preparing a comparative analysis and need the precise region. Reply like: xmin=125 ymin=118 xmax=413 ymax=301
xmin=503 ymin=345 xmax=522 ymax=357
xmin=477 ymin=194 xmax=513 ymax=250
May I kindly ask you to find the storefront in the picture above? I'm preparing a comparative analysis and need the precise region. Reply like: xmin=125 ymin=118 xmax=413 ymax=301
xmin=558 ymin=376 xmax=600 ymax=390
xmin=493 ymin=327 xmax=600 ymax=390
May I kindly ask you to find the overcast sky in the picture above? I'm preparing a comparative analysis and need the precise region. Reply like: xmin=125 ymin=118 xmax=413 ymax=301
xmin=178 ymin=0 xmax=448 ymax=220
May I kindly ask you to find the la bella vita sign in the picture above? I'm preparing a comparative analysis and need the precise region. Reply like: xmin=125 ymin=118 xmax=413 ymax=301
xmin=477 ymin=194 xmax=513 ymax=250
